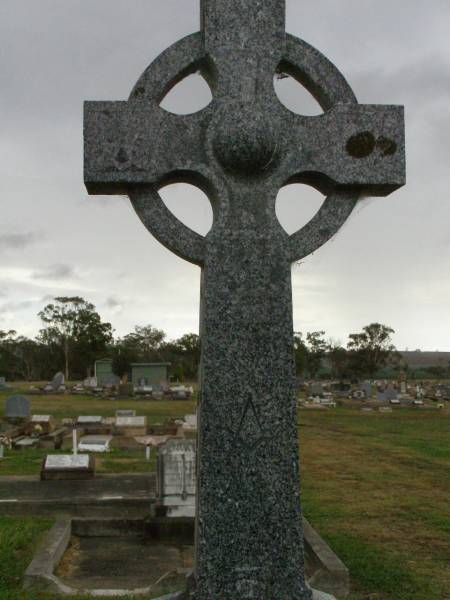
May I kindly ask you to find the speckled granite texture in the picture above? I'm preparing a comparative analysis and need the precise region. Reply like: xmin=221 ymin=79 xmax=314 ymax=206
xmin=84 ymin=1 xmax=405 ymax=598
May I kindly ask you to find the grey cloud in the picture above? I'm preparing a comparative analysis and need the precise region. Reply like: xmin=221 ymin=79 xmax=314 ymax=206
xmin=32 ymin=263 xmax=75 ymax=280
xmin=0 ymin=231 xmax=43 ymax=251
xmin=105 ymin=297 xmax=122 ymax=309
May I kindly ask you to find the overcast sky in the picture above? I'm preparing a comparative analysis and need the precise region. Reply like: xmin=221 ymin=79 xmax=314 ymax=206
xmin=1 ymin=0 xmax=449 ymax=350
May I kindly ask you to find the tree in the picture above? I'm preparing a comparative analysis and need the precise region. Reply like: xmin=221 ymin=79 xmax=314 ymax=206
xmin=347 ymin=322 xmax=399 ymax=378
xmin=111 ymin=345 xmax=135 ymax=382
xmin=0 ymin=330 xmax=19 ymax=378
xmin=38 ymin=297 xmax=113 ymax=380
xmin=120 ymin=325 xmax=166 ymax=362
xmin=306 ymin=331 xmax=327 ymax=378
xmin=327 ymin=340 xmax=351 ymax=380
xmin=293 ymin=332 xmax=308 ymax=376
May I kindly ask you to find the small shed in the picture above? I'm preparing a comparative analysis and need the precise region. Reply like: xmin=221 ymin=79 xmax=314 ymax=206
xmin=94 ymin=359 xmax=119 ymax=386
xmin=131 ymin=363 xmax=170 ymax=386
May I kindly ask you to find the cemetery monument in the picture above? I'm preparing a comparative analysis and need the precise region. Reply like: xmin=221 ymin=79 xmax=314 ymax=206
xmin=84 ymin=0 xmax=405 ymax=598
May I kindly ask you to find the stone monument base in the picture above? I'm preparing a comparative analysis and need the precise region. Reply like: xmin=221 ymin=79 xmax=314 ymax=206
xmin=24 ymin=516 xmax=346 ymax=599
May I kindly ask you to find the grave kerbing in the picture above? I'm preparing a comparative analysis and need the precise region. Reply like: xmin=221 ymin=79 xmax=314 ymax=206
xmin=84 ymin=0 xmax=405 ymax=598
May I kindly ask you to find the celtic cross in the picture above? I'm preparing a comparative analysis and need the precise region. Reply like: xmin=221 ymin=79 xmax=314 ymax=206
xmin=84 ymin=1 xmax=405 ymax=598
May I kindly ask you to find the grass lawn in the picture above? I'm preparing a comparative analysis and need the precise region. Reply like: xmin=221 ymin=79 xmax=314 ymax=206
xmin=0 ymin=389 xmax=448 ymax=599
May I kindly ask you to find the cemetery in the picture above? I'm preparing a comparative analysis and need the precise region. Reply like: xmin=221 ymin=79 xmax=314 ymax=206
xmin=1 ymin=0 xmax=449 ymax=599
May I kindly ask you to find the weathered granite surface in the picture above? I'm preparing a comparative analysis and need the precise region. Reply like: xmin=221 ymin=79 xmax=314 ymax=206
xmin=84 ymin=0 xmax=405 ymax=598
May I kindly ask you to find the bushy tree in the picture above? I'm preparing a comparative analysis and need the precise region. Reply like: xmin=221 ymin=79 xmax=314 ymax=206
xmin=119 ymin=325 xmax=166 ymax=363
xmin=347 ymin=323 xmax=399 ymax=378
xmin=38 ymin=297 xmax=113 ymax=379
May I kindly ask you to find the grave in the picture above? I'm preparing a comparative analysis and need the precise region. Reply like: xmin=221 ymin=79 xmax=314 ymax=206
xmin=78 ymin=435 xmax=112 ymax=453
xmin=116 ymin=409 xmax=137 ymax=418
xmin=309 ymin=382 xmax=324 ymax=397
xmin=39 ymin=428 xmax=66 ymax=450
xmin=182 ymin=414 xmax=197 ymax=431
xmin=77 ymin=416 xmax=111 ymax=436
xmin=84 ymin=0 xmax=405 ymax=597
xmin=157 ymin=439 xmax=196 ymax=518
xmin=15 ymin=436 xmax=39 ymax=449
xmin=45 ymin=372 xmax=65 ymax=393
xmin=115 ymin=415 xmax=147 ymax=436
xmin=41 ymin=454 xmax=95 ymax=481
xmin=30 ymin=415 xmax=55 ymax=435
xmin=5 ymin=395 xmax=30 ymax=422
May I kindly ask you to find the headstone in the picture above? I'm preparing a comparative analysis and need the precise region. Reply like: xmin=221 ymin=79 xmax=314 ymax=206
xmin=361 ymin=383 xmax=372 ymax=399
xmin=115 ymin=416 xmax=147 ymax=436
xmin=157 ymin=439 xmax=196 ymax=517
xmin=84 ymin=0 xmax=405 ymax=596
xmin=83 ymin=376 xmax=98 ymax=388
xmin=0 ymin=376 xmax=7 ymax=390
xmin=309 ymin=383 xmax=324 ymax=397
xmin=115 ymin=409 xmax=136 ymax=418
xmin=41 ymin=454 xmax=95 ymax=480
xmin=78 ymin=435 xmax=112 ymax=453
xmin=183 ymin=414 xmax=198 ymax=430
xmin=118 ymin=383 xmax=134 ymax=397
xmin=15 ymin=436 xmax=39 ymax=448
xmin=76 ymin=416 xmax=103 ymax=425
xmin=377 ymin=390 xmax=388 ymax=402
xmin=51 ymin=371 xmax=65 ymax=391
xmin=30 ymin=414 xmax=54 ymax=434
xmin=5 ymin=395 xmax=30 ymax=420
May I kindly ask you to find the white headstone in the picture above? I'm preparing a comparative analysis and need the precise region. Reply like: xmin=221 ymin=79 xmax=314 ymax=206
xmin=31 ymin=415 xmax=51 ymax=423
xmin=77 ymin=416 xmax=103 ymax=424
xmin=115 ymin=416 xmax=146 ymax=427
xmin=78 ymin=435 xmax=112 ymax=453
xmin=45 ymin=454 xmax=90 ymax=469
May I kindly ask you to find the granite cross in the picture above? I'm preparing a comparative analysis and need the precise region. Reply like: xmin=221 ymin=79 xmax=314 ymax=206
xmin=84 ymin=1 xmax=405 ymax=598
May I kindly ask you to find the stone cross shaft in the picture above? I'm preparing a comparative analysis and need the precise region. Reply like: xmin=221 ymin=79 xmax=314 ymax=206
xmin=84 ymin=1 xmax=405 ymax=599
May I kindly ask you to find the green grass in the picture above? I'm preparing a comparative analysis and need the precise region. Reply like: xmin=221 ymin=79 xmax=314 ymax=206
xmin=0 ymin=390 xmax=449 ymax=599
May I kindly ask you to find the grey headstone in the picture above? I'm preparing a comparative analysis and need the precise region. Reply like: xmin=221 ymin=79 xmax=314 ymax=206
xmin=310 ymin=383 xmax=324 ymax=396
xmin=158 ymin=439 xmax=196 ymax=517
xmin=5 ymin=395 xmax=30 ymax=419
xmin=385 ymin=386 xmax=398 ymax=401
xmin=377 ymin=390 xmax=388 ymax=402
xmin=84 ymin=0 xmax=405 ymax=597
xmin=115 ymin=409 xmax=136 ymax=417
xmin=83 ymin=376 xmax=98 ymax=388
xmin=51 ymin=372 xmax=65 ymax=391
xmin=361 ymin=383 xmax=372 ymax=399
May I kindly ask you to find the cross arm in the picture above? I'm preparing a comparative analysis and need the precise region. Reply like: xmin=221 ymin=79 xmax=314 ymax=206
xmin=84 ymin=101 xmax=210 ymax=195
xmin=282 ymin=103 xmax=405 ymax=196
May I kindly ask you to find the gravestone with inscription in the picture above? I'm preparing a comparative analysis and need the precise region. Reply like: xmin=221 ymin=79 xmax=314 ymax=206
xmin=84 ymin=0 xmax=405 ymax=598
xmin=5 ymin=395 xmax=30 ymax=421
xmin=157 ymin=439 xmax=196 ymax=518
xmin=40 ymin=454 xmax=95 ymax=480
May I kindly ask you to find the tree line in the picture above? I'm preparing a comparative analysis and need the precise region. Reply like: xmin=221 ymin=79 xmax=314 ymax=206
xmin=0 ymin=297 xmax=199 ymax=382
xmin=0 ymin=296 xmax=402 ymax=382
